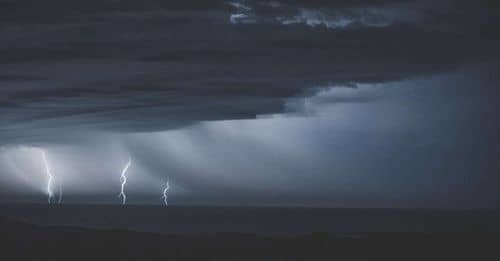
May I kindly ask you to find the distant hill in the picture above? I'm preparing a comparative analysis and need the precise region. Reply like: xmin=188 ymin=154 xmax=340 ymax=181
xmin=1 ymin=215 xmax=499 ymax=260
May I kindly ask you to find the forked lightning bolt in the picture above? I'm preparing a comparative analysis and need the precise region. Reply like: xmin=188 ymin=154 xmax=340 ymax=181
xmin=161 ymin=180 xmax=170 ymax=206
xmin=118 ymin=157 xmax=131 ymax=205
xmin=41 ymin=151 xmax=54 ymax=204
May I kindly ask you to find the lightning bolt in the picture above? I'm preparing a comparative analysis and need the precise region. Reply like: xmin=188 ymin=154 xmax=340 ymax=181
xmin=161 ymin=179 xmax=170 ymax=206
xmin=118 ymin=157 xmax=131 ymax=205
xmin=41 ymin=151 xmax=54 ymax=204
xmin=58 ymin=181 xmax=63 ymax=204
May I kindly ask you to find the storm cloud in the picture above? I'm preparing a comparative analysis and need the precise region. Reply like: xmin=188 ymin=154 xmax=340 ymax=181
xmin=0 ymin=0 xmax=499 ymax=207
xmin=1 ymin=0 xmax=498 ymax=142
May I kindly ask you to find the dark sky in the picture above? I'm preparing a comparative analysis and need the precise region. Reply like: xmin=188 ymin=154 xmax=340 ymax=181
xmin=0 ymin=0 xmax=499 ymax=207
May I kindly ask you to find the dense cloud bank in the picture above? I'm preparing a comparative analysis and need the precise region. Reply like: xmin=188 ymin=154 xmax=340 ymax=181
xmin=1 ymin=0 xmax=499 ymax=145
xmin=0 ymin=1 xmax=499 ymax=206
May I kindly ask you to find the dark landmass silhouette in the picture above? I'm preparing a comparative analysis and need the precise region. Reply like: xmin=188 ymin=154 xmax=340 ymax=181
xmin=1 ymin=213 xmax=499 ymax=260
xmin=2 ymin=204 xmax=500 ymax=235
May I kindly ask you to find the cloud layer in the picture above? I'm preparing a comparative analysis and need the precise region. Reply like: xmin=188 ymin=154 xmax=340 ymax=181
xmin=1 ymin=0 xmax=498 ymax=145
xmin=0 ymin=1 xmax=499 ymax=207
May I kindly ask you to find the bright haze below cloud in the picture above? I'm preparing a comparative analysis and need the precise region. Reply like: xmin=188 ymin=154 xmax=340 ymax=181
xmin=0 ymin=0 xmax=499 ymax=207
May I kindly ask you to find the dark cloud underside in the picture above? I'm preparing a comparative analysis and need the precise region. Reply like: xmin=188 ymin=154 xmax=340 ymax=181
xmin=0 ymin=0 xmax=498 ymax=145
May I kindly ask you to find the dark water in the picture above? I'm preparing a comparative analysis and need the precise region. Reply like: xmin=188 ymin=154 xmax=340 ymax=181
xmin=1 ymin=204 xmax=499 ymax=235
